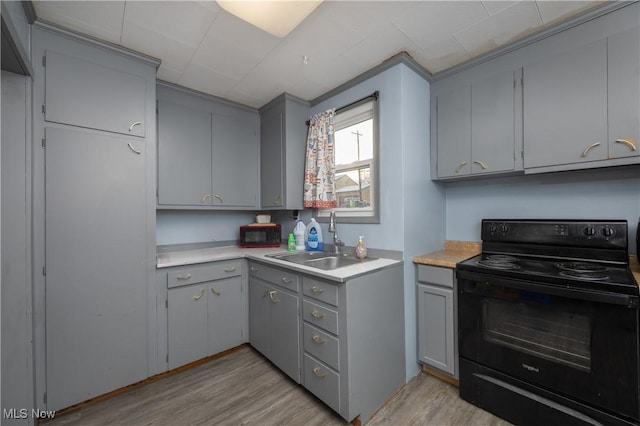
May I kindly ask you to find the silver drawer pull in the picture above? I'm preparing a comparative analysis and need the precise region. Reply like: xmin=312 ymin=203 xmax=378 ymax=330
xmin=127 ymin=142 xmax=141 ymax=155
xmin=312 ymin=367 xmax=326 ymax=378
xmin=312 ymin=335 xmax=326 ymax=344
xmin=211 ymin=288 xmax=220 ymax=296
xmin=274 ymin=194 xmax=281 ymax=205
xmin=128 ymin=121 xmax=142 ymax=132
xmin=224 ymin=266 xmax=237 ymax=273
xmin=581 ymin=142 xmax=600 ymax=157
xmin=251 ymin=267 xmax=259 ymax=272
xmin=268 ymin=290 xmax=279 ymax=303
xmin=177 ymin=274 xmax=192 ymax=280
xmin=214 ymin=194 xmax=224 ymax=203
xmin=193 ymin=288 xmax=205 ymax=301
xmin=311 ymin=309 xmax=325 ymax=319
xmin=201 ymin=193 xmax=211 ymax=203
xmin=454 ymin=161 xmax=468 ymax=174
xmin=311 ymin=286 xmax=324 ymax=294
xmin=615 ymin=138 xmax=637 ymax=151
xmin=473 ymin=160 xmax=487 ymax=170
xmin=281 ymin=277 xmax=292 ymax=283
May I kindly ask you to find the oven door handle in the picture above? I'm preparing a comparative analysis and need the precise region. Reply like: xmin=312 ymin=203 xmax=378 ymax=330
xmin=458 ymin=271 xmax=639 ymax=309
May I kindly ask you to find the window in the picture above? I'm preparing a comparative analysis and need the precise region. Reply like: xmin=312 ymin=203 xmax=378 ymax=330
xmin=319 ymin=97 xmax=379 ymax=222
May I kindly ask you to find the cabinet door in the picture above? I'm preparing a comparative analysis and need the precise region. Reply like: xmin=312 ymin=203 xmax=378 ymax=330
xmin=208 ymin=277 xmax=244 ymax=355
xmin=608 ymin=26 xmax=640 ymax=159
xmin=168 ymin=284 xmax=209 ymax=369
xmin=248 ymin=278 xmax=270 ymax=357
xmin=524 ymin=40 xmax=607 ymax=168
xmin=157 ymin=100 xmax=212 ymax=206
xmin=471 ymin=71 xmax=516 ymax=174
xmin=269 ymin=287 xmax=300 ymax=382
xmin=45 ymin=50 xmax=147 ymax=137
xmin=417 ymin=283 xmax=455 ymax=375
xmin=260 ymin=105 xmax=284 ymax=208
xmin=436 ymin=85 xmax=471 ymax=177
xmin=211 ymin=112 xmax=258 ymax=207
xmin=45 ymin=127 xmax=147 ymax=410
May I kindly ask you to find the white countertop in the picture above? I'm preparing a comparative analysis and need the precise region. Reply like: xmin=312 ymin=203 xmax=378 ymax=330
xmin=157 ymin=245 xmax=403 ymax=283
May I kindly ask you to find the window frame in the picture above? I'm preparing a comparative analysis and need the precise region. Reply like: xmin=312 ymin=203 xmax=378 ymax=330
xmin=317 ymin=96 xmax=380 ymax=224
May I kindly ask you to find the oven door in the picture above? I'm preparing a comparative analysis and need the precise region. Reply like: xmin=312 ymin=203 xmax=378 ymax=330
xmin=458 ymin=272 xmax=640 ymax=422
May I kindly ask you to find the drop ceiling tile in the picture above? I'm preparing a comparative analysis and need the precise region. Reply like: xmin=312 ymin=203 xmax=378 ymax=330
xmin=33 ymin=1 xmax=125 ymax=44
xmin=393 ymin=1 xmax=487 ymax=49
xmin=537 ymin=1 xmax=606 ymax=26
xmin=123 ymin=1 xmax=218 ymax=49
xmin=318 ymin=1 xmax=416 ymax=39
xmin=481 ymin=1 xmax=521 ymax=16
xmin=345 ymin=25 xmax=415 ymax=69
xmin=121 ymin=21 xmax=195 ymax=72
xmin=454 ymin=1 xmax=542 ymax=57
xmin=156 ymin=65 xmax=183 ymax=84
xmin=410 ymin=37 xmax=472 ymax=74
xmin=191 ymin=33 xmax=265 ymax=80
xmin=178 ymin=62 xmax=240 ymax=99
xmin=205 ymin=11 xmax=281 ymax=58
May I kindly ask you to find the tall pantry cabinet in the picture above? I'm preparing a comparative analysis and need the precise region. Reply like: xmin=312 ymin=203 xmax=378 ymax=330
xmin=31 ymin=23 xmax=159 ymax=411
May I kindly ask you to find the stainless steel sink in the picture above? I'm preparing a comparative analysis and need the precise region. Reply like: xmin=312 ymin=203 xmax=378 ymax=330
xmin=266 ymin=251 xmax=376 ymax=270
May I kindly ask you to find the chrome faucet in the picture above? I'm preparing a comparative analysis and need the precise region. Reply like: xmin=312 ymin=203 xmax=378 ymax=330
xmin=328 ymin=211 xmax=345 ymax=253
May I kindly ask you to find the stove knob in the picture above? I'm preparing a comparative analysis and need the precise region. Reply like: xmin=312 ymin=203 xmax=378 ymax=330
xmin=489 ymin=223 xmax=498 ymax=233
xmin=499 ymin=224 xmax=509 ymax=233
xmin=601 ymin=227 xmax=615 ymax=237
xmin=583 ymin=226 xmax=597 ymax=237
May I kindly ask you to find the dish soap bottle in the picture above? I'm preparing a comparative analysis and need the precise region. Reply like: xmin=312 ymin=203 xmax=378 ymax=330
xmin=293 ymin=220 xmax=306 ymax=251
xmin=305 ymin=218 xmax=324 ymax=251
xmin=355 ymin=236 xmax=367 ymax=259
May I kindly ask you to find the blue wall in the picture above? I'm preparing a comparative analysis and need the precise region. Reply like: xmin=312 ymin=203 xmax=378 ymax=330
xmin=156 ymin=210 xmax=256 ymax=245
xmin=445 ymin=166 xmax=640 ymax=254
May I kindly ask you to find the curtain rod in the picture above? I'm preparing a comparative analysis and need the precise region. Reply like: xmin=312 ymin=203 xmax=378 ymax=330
xmin=306 ymin=91 xmax=379 ymax=126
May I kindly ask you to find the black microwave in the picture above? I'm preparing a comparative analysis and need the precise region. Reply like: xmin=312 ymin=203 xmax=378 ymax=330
xmin=239 ymin=224 xmax=282 ymax=248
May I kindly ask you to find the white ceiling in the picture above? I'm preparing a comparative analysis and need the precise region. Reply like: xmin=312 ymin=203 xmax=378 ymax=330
xmin=33 ymin=1 xmax=607 ymax=109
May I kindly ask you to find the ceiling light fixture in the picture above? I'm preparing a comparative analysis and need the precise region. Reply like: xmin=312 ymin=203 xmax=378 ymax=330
xmin=217 ymin=1 xmax=323 ymax=38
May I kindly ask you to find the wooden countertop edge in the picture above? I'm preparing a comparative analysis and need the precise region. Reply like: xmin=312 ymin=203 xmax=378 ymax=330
xmin=630 ymin=255 xmax=639 ymax=285
xmin=413 ymin=241 xmax=482 ymax=269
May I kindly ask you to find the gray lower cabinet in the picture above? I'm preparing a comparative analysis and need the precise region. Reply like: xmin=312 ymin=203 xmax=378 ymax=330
xmin=259 ymin=93 xmax=309 ymax=210
xmin=434 ymin=70 xmax=519 ymax=179
xmin=416 ymin=264 xmax=457 ymax=379
xmin=157 ymin=83 xmax=259 ymax=209
xmin=249 ymin=260 xmax=405 ymax=424
xmin=248 ymin=262 xmax=301 ymax=382
xmin=166 ymin=260 xmax=245 ymax=370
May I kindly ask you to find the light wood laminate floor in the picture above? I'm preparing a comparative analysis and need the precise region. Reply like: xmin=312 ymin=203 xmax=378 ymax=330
xmin=43 ymin=345 xmax=511 ymax=426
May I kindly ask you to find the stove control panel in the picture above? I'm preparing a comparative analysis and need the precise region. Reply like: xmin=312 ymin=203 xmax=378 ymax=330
xmin=481 ymin=219 xmax=628 ymax=249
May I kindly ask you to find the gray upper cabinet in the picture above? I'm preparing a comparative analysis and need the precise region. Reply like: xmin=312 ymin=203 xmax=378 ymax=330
xmin=608 ymin=26 xmax=639 ymax=160
xmin=158 ymin=100 xmax=212 ymax=205
xmin=157 ymin=83 xmax=259 ymax=209
xmin=45 ymin=50 xmax=147 ymax=137
xmin=259 ymin=93 xmax=309 ymax=210
xmin=434 ymin=70 xmax=518 ymax=179
xmin=524 ymin=39 xmax=608 ymax=168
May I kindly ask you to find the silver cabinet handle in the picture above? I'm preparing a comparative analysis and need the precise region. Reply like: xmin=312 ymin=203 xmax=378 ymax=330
xmin=473 ymin=160 xmax=488 ymax=170
xmin=211 ymin=288 xmax=220 ymax=296
xmin=128 ymin=121 xmax=142 ymax=132
xmin=201 ymin=194 xmax=211 ymax=204
xmin=193 ymin=288 xmax=205 ymax=301
xmin=281 ymin=277 xmax=292 ymax=283
xmin=581 ymin=142 xmax=601 ymax=157
xmin=274 ymin=194 xmax=281 ymax=205
xmin=268 ymin=290 xmax=279 ymax=303
xmin=615 ymin=138 xmax=637 ymax=151
xmin=312 ymin=335 xmax=326 ymax=344
xmin=454 ymin=161 xmax=468 ymax=174
xmin=224 ymin=266 xmax=237 ymax=273
xmin=251 ymin=267 xmax=259 ymax=273
xmin=312 ymin=367 xmax=326 ymax=378
xmin=311 ymin=286 xmax=324 ymax=294
xmin=214 ymin=194 xmax=224 ymax=203
xmin=127 ymin=142 xmax=141 ymax=155
xmin=177 ymin=273 xmax=192 ymax=280
xmin=310 ymin=309 xmax=325 ymax=319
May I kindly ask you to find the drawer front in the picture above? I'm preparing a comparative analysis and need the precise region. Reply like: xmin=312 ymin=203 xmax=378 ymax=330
xmin=248 ymin=262 xmax=299 ymax=292
xmin=303 ymin=323 xmax=340 ymax=371
xmin=304 ymin=354 xmax=340 ymax=413
xmin=168 ymin=260 xmax=242 ymax=288
xmin=302 ymin=277 xmax=338 ymax=306
xmin=417 ymin=264 xmax=454 ymax=288
xmin=302 ymin=300 xmax=338 ymax=335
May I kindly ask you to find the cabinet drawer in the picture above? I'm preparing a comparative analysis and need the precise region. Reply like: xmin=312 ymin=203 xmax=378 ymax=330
xmin=248 ymin=262 xmax=299 ymax=292
xmin=417 ymin=264 xmax=454 ymax=288
xmin=167 ymin=261 xmax=242 ymax=288
xmin=304 ymin=354 xmax=340 ymax=413
xmin=302 ymin=300 xmax=338 ymax=335
xmin=303 ymin=324 xmax=340 ymax=371
xmin=302 ymin=277 xmax=338 ymax=306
